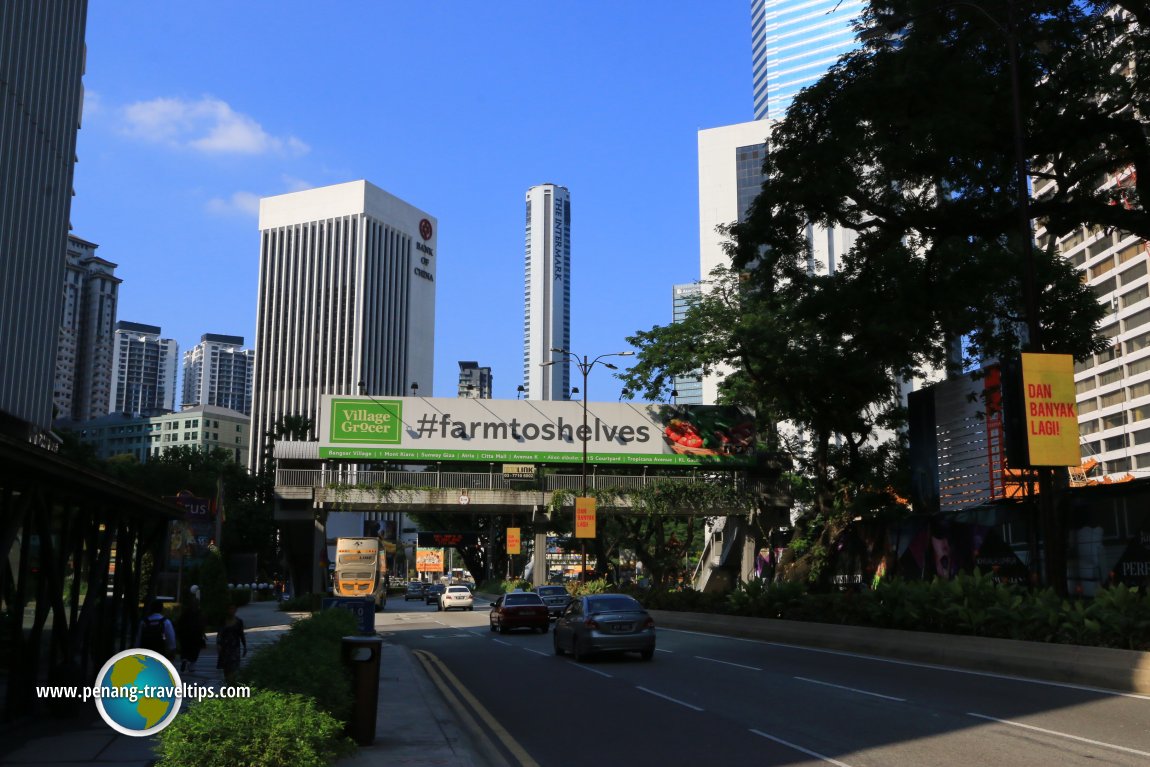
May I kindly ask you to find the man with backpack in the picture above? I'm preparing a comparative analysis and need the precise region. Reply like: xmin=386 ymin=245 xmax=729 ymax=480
xmin=136 ymin=598 xmax=177 ymax=661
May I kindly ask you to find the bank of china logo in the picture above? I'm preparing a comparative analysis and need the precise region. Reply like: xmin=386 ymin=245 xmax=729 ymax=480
xmin=94 ymin=649 xmax=183 ymax=736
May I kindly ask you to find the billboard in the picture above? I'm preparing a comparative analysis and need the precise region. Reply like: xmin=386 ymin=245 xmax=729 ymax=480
xmin=319 ymin=396 xmax=757 ymax=466
xmin=1020 ymin=353 xmax=1080 ymax=466
xmin=416 ymin=548 xmax=444 ymax=573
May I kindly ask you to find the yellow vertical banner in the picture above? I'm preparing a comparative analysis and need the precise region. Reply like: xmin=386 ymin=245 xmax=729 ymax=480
xmin=1021 ymin=353 xmax=1081 ymax=466
xmin=507 ymin=527 xmax=521 ymax=555
xmin=575 ymin=497 xmax=596 ymax=539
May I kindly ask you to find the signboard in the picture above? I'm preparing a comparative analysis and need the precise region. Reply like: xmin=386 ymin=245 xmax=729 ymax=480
xmin=318 ymin=396 xmax=757 ymax=466
xmin=162 ymin=492 xmax=214 ymax=572
xmin=507 ymin=527 xmax=521 ymax=555
xmin=417 ymin=532 xmax=479 ymax=547
xmin=1021 ymin=353 xmax=1080 ymax=466
xmin=503 ymin=463 xmax=536 ymax=478
xmin=416 ymin=547 xmax=444 ymax=573
xmin=575 ymin=497 xmax=596 ymax=539
xmin=321 ymin=597 xmax=375 ymax=635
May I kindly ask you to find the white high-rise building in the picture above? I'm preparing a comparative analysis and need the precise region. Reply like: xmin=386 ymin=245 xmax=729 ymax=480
xmin=109 ymin=321 xmax=179 ymax=415
xmin=182 ymin=334 xmax=255 ymax=416
xmin=523 ymin=184 xmax=571 ymax=401
xmin=671 ymin=284 xmax=704 ymax=406
xmin=753 ymin=0 xmax=865 ymax=120
xmin=250 ymin=180 xmax=436 ymax=469
xmin=55 ymin=236 xmax=120 ymax=422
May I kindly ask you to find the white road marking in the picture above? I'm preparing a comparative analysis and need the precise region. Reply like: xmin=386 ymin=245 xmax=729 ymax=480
xmin=571 ymin=663 xmax=612 ymax=678
xmin=696 ymin=655 xmax=762 ymax=672
xmin=967 ymin=712 xmax=1150 ymax=758
xmin=637 ymin=686 xmax=704 ymax=712
xmin=794 ymin=676 xmax=906 ymax=702
xmin=750 ymin=730 xmax=856 ymax=767
xmin=492 ymin=639 xmax=512 ymax=647
xmin=524 ymin=648 xmax=550 ymax=657
xmin=661 ymin=628 xmax=1150 ymax=700
xmin=655 ymin=647 xmax=672 ymax=653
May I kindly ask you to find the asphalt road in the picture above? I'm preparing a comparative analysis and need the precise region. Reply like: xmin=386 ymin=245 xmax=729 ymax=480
xmin=376 ymin=594 xmax=1150 ymax=767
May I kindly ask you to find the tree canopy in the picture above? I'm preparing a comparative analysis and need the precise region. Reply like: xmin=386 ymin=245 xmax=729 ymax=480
xmin=622 ymin=2 xmax=1145 ymax=583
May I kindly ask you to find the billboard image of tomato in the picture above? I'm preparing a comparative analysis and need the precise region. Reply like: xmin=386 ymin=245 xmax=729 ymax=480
xmin=657 ymin=405 xmax=755 ymax=458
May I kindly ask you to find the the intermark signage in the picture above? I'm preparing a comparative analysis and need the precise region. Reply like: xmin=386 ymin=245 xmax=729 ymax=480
xmin=1021 ymin=353 xmax=1080 ymax=467
xmin=318 ymin=396 xmax=757 ymax=466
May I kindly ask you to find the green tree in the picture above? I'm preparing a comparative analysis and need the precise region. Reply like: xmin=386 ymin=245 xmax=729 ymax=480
xmin=624 ymin=2 xmax=1141 ymax=590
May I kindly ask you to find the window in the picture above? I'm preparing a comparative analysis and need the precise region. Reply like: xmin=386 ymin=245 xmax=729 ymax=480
xmin=1100 ymin=390 xmax=1126 ymax=408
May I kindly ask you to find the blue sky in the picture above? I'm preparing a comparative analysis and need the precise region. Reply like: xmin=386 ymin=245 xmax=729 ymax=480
xmin=72 ymin=1 xmax=755 ymax=400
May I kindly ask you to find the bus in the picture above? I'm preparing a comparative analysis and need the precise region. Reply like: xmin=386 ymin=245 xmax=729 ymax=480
xmin=333 ymin=537 xmax=387 ymax=611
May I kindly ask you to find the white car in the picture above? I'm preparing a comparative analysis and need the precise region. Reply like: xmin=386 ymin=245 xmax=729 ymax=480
xmin=438 ymin=585 xmax=474 ymax=611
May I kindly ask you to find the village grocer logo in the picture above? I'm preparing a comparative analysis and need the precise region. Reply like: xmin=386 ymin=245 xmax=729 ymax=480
xmin=330 ymin=399 xmax=403 ymax=444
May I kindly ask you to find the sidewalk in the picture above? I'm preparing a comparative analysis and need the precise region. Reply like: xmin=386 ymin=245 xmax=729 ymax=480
xmin=0 ymin=600 xmax=483 ymax=767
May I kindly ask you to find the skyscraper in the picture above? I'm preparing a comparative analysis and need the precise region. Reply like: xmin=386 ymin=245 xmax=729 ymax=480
xmin=109 ymin=321 xmax=179 ymax=415
xmin=55 ymin=236 xmax=120 ymax=423
xmin=0 ymin=1 xmax=88 ymax=434
xmin=457 ymin=361 xmax=493 ymax=399
xmin=523 ymin=184 xmax=571 ymax=401
xmin=182 ymin=334 xmax=255 ymax=416
xmin=250 ymin=180 xmax=436 ymax=469
xmin=671 ymin=284 xmax=704 ymax=406
xmin=753 ymin=0 xmax=866 ymax=120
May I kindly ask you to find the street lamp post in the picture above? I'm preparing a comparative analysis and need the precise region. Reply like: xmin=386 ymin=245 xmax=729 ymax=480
xmin=541 ymin=348 xmax=634 ymax=581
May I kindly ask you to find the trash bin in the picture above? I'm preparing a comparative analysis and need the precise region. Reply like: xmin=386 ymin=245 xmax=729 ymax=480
xmin=340 ymin=635 xmax=384 ymax=745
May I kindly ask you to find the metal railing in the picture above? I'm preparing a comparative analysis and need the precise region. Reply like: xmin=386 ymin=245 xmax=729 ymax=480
xmin=275 ymin=468 xmax=751 ymax=494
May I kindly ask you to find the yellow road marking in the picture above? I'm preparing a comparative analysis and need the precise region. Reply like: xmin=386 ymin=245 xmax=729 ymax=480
xmin=413 ymin=649 xmax=540 ymax=767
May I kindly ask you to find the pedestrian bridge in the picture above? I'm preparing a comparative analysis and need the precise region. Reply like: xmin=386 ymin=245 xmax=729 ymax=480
xmin=274 ymin=466 xmax=776 ymax=516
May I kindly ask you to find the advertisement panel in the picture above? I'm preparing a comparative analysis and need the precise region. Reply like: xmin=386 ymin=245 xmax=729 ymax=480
xmin=575 ymin=497 xmax=596 ymax=539
xmin=416 ymin=548 xmax=444 ymax=573
xmin=507 ymin=527 xmax=521 ymax=555
xmin=319 ymin=396 xmax=756 ymax=466
xmin=1021 ymin=353 xmax=1080 ymax=467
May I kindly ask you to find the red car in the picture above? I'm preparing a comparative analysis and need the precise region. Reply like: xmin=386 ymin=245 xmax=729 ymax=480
xmin=489 ymin=592 xmax=549 ymax=634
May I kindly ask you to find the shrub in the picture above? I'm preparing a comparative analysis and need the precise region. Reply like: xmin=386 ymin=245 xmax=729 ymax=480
xmin=156 ymin=689 xmax=354 ymax=767
xmin=279 ymin=593 xmax=323 ymax=612
xmin=241 ymin=608 xmax=357 ymax=721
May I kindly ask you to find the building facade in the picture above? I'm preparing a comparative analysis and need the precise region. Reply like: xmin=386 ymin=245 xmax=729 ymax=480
xmin=523 ymin=184 xmax=571 ymax=401
xmin=182 ymin=334 xmax=255 ymax=415
xmin=70 ymin=404 xmax=249 ymax=465
xmin=109 ymin=321 xmax=179 ymax=415
xmin=671 ymin=284 xmax=704 ymax=406
xmin=1034 ymin=168 xmax=1150 ymax=479
xmin=457 ymin=361 xmax=493 ymax=399
xmin=55 ymin=236 xmax=120 ymax=422
xmin=250 ymin=180 xmax=436 ymax=470
xmin=753 ymin=0 xmax=865 ymax=120
xmin=0 ymin=1 xmax=88 ymax=433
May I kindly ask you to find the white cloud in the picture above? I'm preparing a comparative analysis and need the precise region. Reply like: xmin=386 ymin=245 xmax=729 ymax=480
xmin=121 ymin=96 xmax=308 ymax=156
xmin=205 ymin=191 xmax=261 ymax=217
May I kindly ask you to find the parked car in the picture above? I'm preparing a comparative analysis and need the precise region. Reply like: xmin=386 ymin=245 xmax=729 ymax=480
xmin=553 ymin=593 xmax=655 ymax=661
xmin=439 ymin=585 xmax=474 ymax=611
xmin=424 ymin=583 xmax=446 ymax=605
xmin=404 ymin=582 xmax=426 ymax=601
xmin=535 ymin=585 xmax=571 ymax=618
xmin=489 ymin=592 xmax=549 ymax=634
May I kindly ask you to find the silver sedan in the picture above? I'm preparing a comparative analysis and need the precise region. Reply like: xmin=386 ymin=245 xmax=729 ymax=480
xmin=553 ymin=594 xmax=655 ymax=662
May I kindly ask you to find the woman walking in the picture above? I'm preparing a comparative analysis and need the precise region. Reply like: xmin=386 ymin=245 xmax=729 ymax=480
xmin=176 ymin=597 xmax=207 ymax=673
xmin=216 ymin=603 xmax=247 ymax=685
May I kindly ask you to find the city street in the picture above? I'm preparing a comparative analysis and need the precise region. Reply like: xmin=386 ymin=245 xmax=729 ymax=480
xmin=378 ymin=594 xmax=1150 ymax=767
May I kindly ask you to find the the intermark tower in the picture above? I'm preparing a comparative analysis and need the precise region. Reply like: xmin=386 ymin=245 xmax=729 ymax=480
xmin=249 ymin=180 xmax=436 ymax=471
xmin=523 ymin=183 xmax=571 ymax=401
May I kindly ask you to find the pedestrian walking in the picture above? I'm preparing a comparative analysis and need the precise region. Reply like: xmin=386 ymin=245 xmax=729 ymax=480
xmin=216 ymin=603 xmax=247 ymax=685
xmin=176 ymin=596 xmax=207 ymax=673
xmin=136 ymin=598 xmax=177 ymax=661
